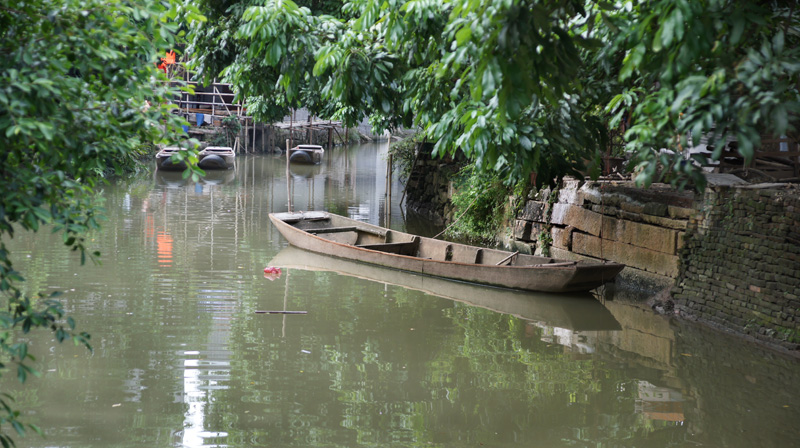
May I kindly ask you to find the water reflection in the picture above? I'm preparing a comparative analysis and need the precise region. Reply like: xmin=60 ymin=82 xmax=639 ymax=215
xmin=1 ymin=144 xmax=798 ymax=447
xmin=269 ymin=246 xmax=621 ymax=331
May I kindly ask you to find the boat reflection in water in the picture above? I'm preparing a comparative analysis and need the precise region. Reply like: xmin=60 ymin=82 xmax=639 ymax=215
xmin=269 ymin=246 xmax=621 ymax=332
xmin=155 ymin=168 xmax=236 ymax=188
xmin=288 ymin=161 xmax=326 ymax=180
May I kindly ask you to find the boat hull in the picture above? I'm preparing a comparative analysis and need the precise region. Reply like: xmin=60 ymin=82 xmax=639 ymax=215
xmin=155 ymin=147 xmax=187 ymax=171
xmin=288 ymin=145 xmax=324 ymax=164
xmin=269 ymin=211 xmax=625 ymax=293
xmin=156 ymin=157 xmax=187 ymax=171
xmin=198 ymin=146 xmax=235 ymax=170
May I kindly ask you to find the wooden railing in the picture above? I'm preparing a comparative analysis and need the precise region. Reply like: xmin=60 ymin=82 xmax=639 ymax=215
xmin=715 ymin=136 xmax=800 ymax=180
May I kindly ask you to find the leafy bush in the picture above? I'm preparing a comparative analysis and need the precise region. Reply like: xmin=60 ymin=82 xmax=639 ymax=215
xmin=445 ymin=165 xmax=510 ymax=244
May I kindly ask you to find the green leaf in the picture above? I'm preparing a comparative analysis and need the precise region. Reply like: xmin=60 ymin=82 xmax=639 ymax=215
xmin=455 ymin=26 xmax=471 ymax=46
xmin=773 ymin=29 xmax=784 ymax=53
xmin=730 ymin=16 xmax=744 ymax=45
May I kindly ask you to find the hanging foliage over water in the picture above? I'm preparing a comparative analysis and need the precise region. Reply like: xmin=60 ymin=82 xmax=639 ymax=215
xmin=0 ymin=0 xmax=204 ymax=443
xmin=188 ymin=0 xmax=800 ymax=190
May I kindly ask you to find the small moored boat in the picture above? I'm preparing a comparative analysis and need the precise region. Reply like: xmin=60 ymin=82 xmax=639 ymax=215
xmin=198 ymin=146 xmax=235 ymax=170
xmin=269 ymin=211 xmax=625 ymax=293
xmin=155 ymin=146 xmax=188 ymax=171
xmin=288 ymin=144 xmax=324 ymax=164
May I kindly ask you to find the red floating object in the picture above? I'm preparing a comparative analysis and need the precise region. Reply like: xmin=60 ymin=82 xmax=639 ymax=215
xmin=263 ymin=266 xmax=282 ymax=281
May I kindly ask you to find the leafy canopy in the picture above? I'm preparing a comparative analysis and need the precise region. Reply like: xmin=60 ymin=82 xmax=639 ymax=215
xmin=189 ymin=0 xmax=799 ymax=190
xmin=0 ymin=0 xmax=203 ymax=443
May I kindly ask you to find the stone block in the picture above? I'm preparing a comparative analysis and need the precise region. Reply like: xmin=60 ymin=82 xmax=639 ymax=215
xmin=676 ymin=231 xmax=687 ymax=250
xmin=668 ymin=205 xmax=693 ymax=219
xmin=558 ymin=180 xmax=582 ymax=205
xmin=572 ymin=233 xmax=679 ymax=277
xmin=643 ymin=202 xmax=668 ymax=217
xmin=520 ymin=201 xmax=547 ymax=222
xmin=640 ymin=214 xmax=689 ymax=230
xmin=552 ymin=226 xmax=574 ymax=250
xmin=513 ymin=219 xmax=533 ymax=241
xmin=600 ymin=217 xmax=679 ymax=254
xmin=620 ymin=201 xmax=645 ymax=214
xmin=551 ymin=204 xmax=602 ymax=236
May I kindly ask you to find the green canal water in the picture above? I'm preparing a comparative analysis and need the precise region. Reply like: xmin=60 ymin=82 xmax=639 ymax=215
xmin=5 ymin=143 xmax=800 ymax=447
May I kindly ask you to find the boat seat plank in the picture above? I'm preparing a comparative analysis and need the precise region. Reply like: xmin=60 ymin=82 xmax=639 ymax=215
xmin=273 ymin=212 xmax=328 ymax=223
xmin=534 ymin=261 xmax=578 ymax=268
xmin=418 ymin=239 xmax=451 ymax=261
xmin=481 ymin=249 xmax=517 ymax=266
xmin=358 ymin=238 xmax=419 ymax=256
xmin=306 ymin=226 xmax=386 ymax=237
xmin=451 ymin=245 xmax=481 ymax=264
xmin=306 ymin=226 xmax=359 ymax=234
xmin=325 ymin=232 xmax=359 ymax=246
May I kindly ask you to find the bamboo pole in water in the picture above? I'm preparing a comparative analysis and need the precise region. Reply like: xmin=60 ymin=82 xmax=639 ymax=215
xmin=286 ymin=138 xmax=292 ymax=212
xmin=386 ymin=132 xmax=392 ymax=226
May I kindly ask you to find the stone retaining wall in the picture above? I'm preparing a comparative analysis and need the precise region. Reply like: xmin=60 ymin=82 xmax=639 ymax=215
xmin=404 ymin=144 xmax=463 ymax=225
xmin=510 ymin=180 xmax=694 ymax=291
xmin=671 ymin=184 xmax=800 ymax=351
xmin=404 ymin=151 xmax=800 ymax=351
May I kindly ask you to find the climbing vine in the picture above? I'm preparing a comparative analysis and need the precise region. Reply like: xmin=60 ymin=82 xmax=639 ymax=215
xmin=538 ymin=186 xmax=560 ymax=257
xmin=445 ymin=165 xmax=510 ymax=245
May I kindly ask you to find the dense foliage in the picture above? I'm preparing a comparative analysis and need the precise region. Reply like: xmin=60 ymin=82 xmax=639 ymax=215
xmin=0 ymin=0 xmax=203 ymax=443
xmin=446 ymin=167 xmax=511 ymax=244
xmin=188 ymin=0 xmax=799 ymax=190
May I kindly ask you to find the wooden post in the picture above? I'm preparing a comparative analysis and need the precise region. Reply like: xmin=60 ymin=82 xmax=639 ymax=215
xmin=244 ymin=118 xmax=248 ymax=153
xmin=386 ymin=132 xmax=393 ymax=225
xmin=269 ymin=126 xmax=274 ymax=153
xmin=286 ymin=138 xmax=292 ymax=212
xmin=327 ymin=127 xmax=333 ymax=149
xmin=307 ymin=114 xmax=312 ymax=144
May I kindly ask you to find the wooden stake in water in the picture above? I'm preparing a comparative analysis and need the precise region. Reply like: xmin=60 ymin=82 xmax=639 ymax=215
xmin=286 ymin=138 xmax=292 ymax=212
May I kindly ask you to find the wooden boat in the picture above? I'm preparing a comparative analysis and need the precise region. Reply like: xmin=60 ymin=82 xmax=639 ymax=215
xmin=269 ymin=246 xmax=621 ymax=330
xmin=155 ymin=146 xmax=188 ymax=171
xmin=198 ymin=146 xmax=235 ymax=170
xmin=269 ymin=211 xmax=625 ymax=293
xmin=288 ymin=144 xmax=324 ymax=164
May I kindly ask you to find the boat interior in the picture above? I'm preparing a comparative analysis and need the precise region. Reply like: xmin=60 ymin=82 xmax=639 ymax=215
xmin=157 ymin=147 xmax=184 ymax=155
xmin=200 ymin=146 xmax=234 ymax=155
xmin=290 ymin=215 xmax=576 ymax=268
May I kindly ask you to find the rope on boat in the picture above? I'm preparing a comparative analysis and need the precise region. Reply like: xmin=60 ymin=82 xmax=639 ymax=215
xmin=496 ymin=251 xmax=519 ymax=266
xmin=432 ymin=193 xmax=481 ymax=240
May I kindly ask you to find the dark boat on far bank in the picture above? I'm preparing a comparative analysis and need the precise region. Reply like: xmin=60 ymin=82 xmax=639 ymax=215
xmin=269 ymin=211 xmax=625 ymax=293
xmin=197 ymin=146 xmax=235 ymax=170
xmin=288 ymin=144 xmax=324 ymax=164
xmin=156 ymin=146 xmax=235 ymax=171
xmin=155 ymin=146 xmax=188 ymax=171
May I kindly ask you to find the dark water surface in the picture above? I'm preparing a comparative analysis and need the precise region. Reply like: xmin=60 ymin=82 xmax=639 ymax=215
xmin=5 ymin=143 xmax=800 ymax=447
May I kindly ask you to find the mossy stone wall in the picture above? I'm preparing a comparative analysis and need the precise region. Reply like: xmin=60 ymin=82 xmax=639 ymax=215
xmin=671 ymin=185 xmax=800 ymax=351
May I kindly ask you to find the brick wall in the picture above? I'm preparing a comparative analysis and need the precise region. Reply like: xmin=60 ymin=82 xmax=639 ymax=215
xmin=671 ymin=185 xmax=800 ymax=351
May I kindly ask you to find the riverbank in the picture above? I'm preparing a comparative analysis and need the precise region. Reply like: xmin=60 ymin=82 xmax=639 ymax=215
xmin=403 ymin=149 xmax=800 ymax=355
